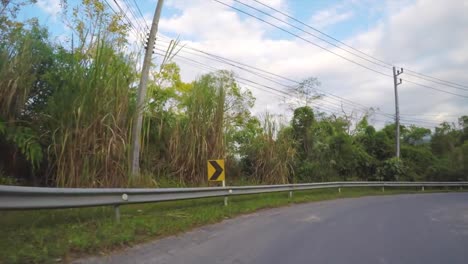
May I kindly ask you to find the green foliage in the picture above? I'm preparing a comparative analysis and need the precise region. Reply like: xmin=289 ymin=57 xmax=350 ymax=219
xmin=43 ymin=42 xmax=136 ymax=187
xmin=459 ymin=115 xmax=468 ymax=142
xmin=377 ymin=157 xmax=407 ymax=181
xmin=0 ymin=165 xmax=18 ymax=185
xmin=401 ymin=145 xmax=434 ymax=181
xmin=402 ymin=125 xmax=431 ymax=145
xmin=0 ymin=1 xmax=466 ymax=188
xmin=431 ymin=122 xmax=459 ymax=156
xmin=238 ymin=113 xmax=296 ymax=184
xmin=0 ymin=123 xmax=43 ymax=170
xmin=292 ymin=106 xmax=315 ymax=159
xmin=157 ymin=70 xmax=257 ymax=185
xmin=0 ymin=21 xmax=54 ymax=177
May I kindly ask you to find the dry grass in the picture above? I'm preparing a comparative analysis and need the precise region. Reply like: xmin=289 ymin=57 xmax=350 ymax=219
xmin=45 ymin=43 xmax=136 ymax=187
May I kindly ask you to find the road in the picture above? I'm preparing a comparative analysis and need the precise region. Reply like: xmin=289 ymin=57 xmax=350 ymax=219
xmin=76 ymin=193 xmax=468 ymax=264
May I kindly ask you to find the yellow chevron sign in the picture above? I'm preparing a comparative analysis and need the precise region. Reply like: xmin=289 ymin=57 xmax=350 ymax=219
xmin=207 ymin=159 xmax=225 ymax=181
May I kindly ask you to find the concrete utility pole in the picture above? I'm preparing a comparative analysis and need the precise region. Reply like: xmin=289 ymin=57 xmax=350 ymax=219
xmin=131 ymin=0 xmax=165 ymax=177
xmin=393 ymin=66 xmax=403 ymax=159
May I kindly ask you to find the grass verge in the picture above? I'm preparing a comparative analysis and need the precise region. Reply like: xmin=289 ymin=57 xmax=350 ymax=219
xmin=0 ymin=186 xmax=465 ymax=263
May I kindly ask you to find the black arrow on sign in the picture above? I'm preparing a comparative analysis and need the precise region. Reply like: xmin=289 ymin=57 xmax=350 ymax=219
xmin=209 ymin=160 xmax=223 ymax=180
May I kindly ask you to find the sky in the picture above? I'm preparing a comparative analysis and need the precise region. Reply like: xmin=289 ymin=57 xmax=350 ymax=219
xmin=19 ymin=0 xmax=468 ymax=129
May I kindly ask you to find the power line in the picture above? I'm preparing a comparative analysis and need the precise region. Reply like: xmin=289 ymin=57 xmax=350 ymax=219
xmin=122 ymin=0 xmax=148 ymax=33
xmin=250 ymin=0 xmax=391 ymax=68
xmin=213 ymin=0 xmax=468 ymax=99
xmin=131 ymin=0 xmax=149 ymax=29
xmin=156 ymin=36 xmax=391 ymax=115
xmin=212 ymin=0 xmax=392 ymax=78
xmin=251 ymin=0 xmax=468 ymax=91
xmin=403 ymin=70 xmax=468 ymax=92
xmin=155 ymin=48 xmax=441 ymax=128
xmin=234 ymin=0 xmax=391 ymax=70
xmin=154 ymin=49 xmax=350 ymax=116
xmin=405 ymin=69 xmax=468 ymax=90
xmin=399 ymin=116 xmax=443 ymax=125
xmin=103 ymin=0 xmax=146 ymax=45
xmin=401 ymin=113 xmax=461 ymax=117
xmin=156 ymin=39 xmax=458 ymax=125
xmin=155 ymin=42 xmax=386 ymax=117
xmin=158 ymin=51 xmax=437 ymax=128
xmin=403 ymin=79 xmax=468 ymax=98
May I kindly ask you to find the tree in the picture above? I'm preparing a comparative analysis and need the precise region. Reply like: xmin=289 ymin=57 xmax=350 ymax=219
xmin=291 ymin=106 xmax=315 ymax=159
xmin=402 ymin=125 xmax=431 ymax=145
xmin=431 ymin=122 xmax=459 ymax=156
xmin=0 ymin=21 xmax=55 ymax=184
xmin=287 ymin=77 xmax=321 ymax=108
xmin=459 ymin=115 xmax=468 ymax=142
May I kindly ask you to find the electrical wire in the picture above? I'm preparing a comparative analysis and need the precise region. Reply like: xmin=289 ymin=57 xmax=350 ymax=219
xmin=155 ymin=48 xmax=442 ymax=128
xmin=107 ymin=1 xmax=460 ymax=126
xmin=212 ymin=0 xmax=393 ymax=78
xmin=103 ymin=0 xmax=147 ymax=45
xmin=155 ymin=36 xmax=391 ymax=115
xmin=213 ymin=0 xmax=468 ymax=98
xmin=234 ymin=0 xmax=391 ymax=70
xmin=250 ymin=0 xmax=468 ymax=91
xmin=155 ymin=40 xmax=461 ymax=124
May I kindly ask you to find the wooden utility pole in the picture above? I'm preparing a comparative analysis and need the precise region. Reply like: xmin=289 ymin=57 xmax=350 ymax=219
xmin=131 ymin=0 xmax=164 ymax=177
xmin=393 ymin=66 xmax=403 ymax=160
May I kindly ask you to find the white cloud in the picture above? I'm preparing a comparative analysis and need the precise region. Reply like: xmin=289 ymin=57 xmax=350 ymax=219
xmin=36 ymin=0 xmax=62 ymax=18
xmin=310 ymin=8 xmax=354 ymax=29
xmin=160 ymin=0 xmax=266 ymax=41
xmin=153 ymin=0 xmax=468 ymax=129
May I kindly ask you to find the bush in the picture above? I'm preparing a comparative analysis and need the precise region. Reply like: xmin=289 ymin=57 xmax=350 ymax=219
xmin=376 ymin=157 xmax=407 ymax=181
xmin=0 ymin=167 xmax=18 ymax=185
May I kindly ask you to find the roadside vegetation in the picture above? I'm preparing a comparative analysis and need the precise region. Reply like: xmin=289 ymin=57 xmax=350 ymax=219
xmin=1 ymin=0 xmax=466 ymax=188
xmin=1 ymin=1 xmax=467 ymax=263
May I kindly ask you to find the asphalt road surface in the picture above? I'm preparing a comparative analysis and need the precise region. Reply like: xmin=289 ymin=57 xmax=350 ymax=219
xmin=76 ymin=193 xmax=468 ymax=264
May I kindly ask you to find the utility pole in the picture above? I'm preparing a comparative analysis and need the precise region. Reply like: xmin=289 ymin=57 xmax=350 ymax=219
xmin=393 ymin=66 xmax=403 ymax=159
xmin=131 ymin=0 xmax=164 ymax=177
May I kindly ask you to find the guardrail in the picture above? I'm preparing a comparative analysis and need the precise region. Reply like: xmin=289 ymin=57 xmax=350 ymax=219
xmin=1 ymin=181 xmax=467 ymax=221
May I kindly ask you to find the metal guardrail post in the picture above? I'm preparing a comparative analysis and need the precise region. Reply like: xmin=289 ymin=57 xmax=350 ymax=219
xmin=222 ymin=181 xmax=228 ymax=206
xmin=224 ymin=189 xmax=231 ymax=206
xmin=114 ymin=205 xmax=121 ymax=223
xmin=288 ymin=185 xmax=294 ymax=199
xmin=422 ymin=186 xmax=425 ymax=191
xmin=338 ymin=187 xmax=341 ymax=193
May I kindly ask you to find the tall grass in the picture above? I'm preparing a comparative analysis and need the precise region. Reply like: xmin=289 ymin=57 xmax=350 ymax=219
xmin=168 ymin=72 xmax=227 ymax=184
xmin=0 ymin=24 xmax=52 ymax=181
xmin=44 ymin=42 xmax=136 ymax=187
xmin=247 ymin=113 xmax=296 ymax=184
xmin=0 ymin=27 xmax=39 ymax=121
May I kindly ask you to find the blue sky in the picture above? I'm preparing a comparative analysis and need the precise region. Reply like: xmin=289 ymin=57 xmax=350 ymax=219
xmin=21 ymin=0 xmax=386 ymax=44
xmin=18 ymin=0 xmax=468 ymax=129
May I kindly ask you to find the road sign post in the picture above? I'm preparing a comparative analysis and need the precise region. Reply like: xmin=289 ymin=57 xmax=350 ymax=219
xmin=208 ymin=159 xmax=227 ymax=206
